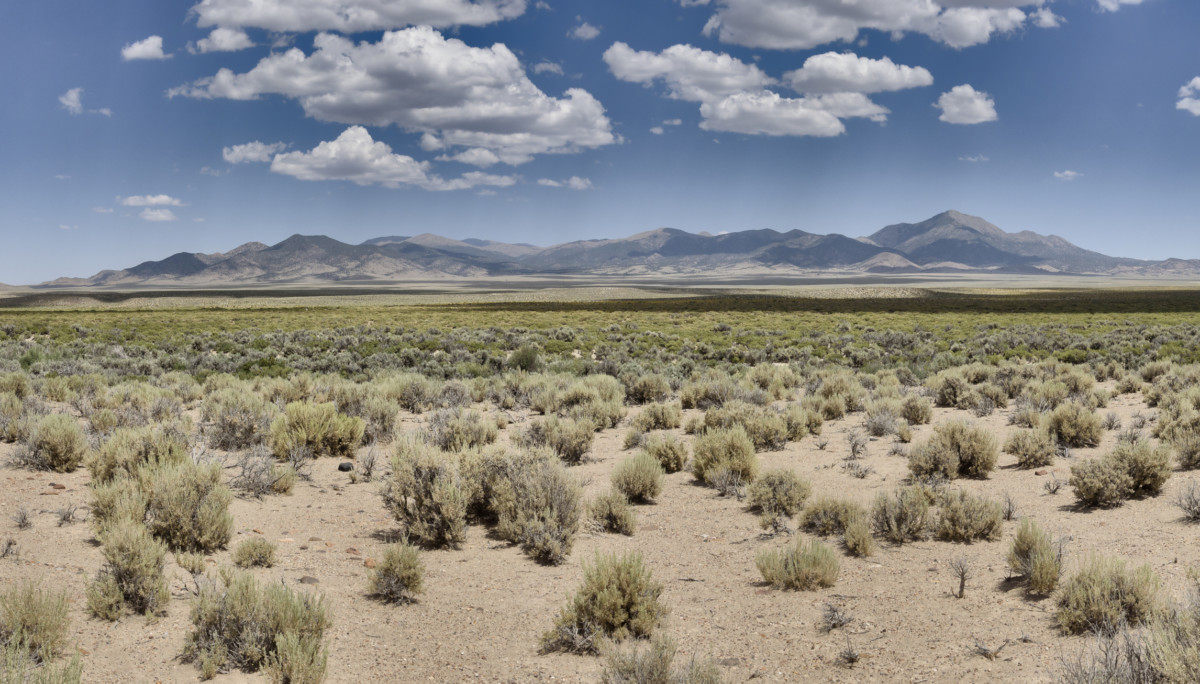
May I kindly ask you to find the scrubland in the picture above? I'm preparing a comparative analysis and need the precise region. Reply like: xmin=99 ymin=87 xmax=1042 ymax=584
xmin=3 ymin=286 xmax=1200 ymax=682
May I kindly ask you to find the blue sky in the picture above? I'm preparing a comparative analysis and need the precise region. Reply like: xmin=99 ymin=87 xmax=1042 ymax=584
xmin=1 ymin=0 xmax=1198 ymax=284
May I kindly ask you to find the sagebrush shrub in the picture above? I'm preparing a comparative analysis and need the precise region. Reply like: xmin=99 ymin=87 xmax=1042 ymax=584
xmin=799 ymin=497 xmax=864 ymax=537
xmin=1007 ymin=518 xmax=1061 ymax=595
xmin=611 ymin=452 xmax=664 ymax=504
xmin=1003 ymin=428 xmax=1056 ymax=469
xmin=631 ymin=402 xmax=682 ymax=432
xmin=270 ymin=401 xmax=364 ymax=460
xmin=541 ymin=552 xmax=665 ymax=654
xmin=691 ymin=425 xmax=757 ymax=486
xmin=381 ymin=440 xmax=467 ymax=548
xmin=182 ymin=569 xmax=330 ymax=680
xmin=232 ymin=538 xmax=276 ymax=568
xmin=702 ymin=401 xmax=787 ymax=451
xmin=626 ymin=374 xmax=671 ymax=405
xmin=203 ymin=389 xmax=276 ymax=450
xmin=935 ymin=490 xmax=1003 ymax=543
xmin=517 ymin=416 xmax=594 ymax=464
xmin=1056 ymin=555 xmax=1162 ymax=634
xmin=781 ymin=405 xmax=822 ymax=441
xmin=747 ymin=469 xmax=811 ymax=532
xmin=908 ymin=420 xmax=997 ymax=480
xmin=599 ymin=635 xmax=723 ymax=684
xmin=0 ymin=582 xmax=70 ymax=665
xmin=368 ymin=543 xmax=424 ymax=604
xmin=86 ymin=519 xmax=169 ymax=620
xmin=491 ymin=456 xmax=582 ymax=565
xmin=144 ymin=461 xmax=233 ymax=553
xmin=641 ymin=433 xmax=687 ymax=474
xmin=900 ymin=394 xmax=933 ymax=426
xmin=842 ymin=511 xmax=874 ymax=557
xmin=756 ymin=539 xmax=839 ymax=591
xmin=863 ymin=401 xmax=899 ymax=437
xmin=1070 ymin=457 xmax=1133 ymax=508
xmin=424 ymin=407 xmax=498 ymax=452
xmin=1110 ymin=439 xmax=1172 ymax=497
xmin=872 ymin=486 xmax=930 ymax=544
xmin=590 ymin=490 xmax=636 ymax=536
xmin=89 ymin=425 xmax=188 ymax=485
xmin=1047 ymin=402 xmax=1103 ymax=449
xmin=16 ymin=414 xmax=87 ymax=473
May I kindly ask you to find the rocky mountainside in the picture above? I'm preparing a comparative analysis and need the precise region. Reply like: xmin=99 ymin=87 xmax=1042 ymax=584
xmin=38 ymin=210 xmax=1198 ymax=286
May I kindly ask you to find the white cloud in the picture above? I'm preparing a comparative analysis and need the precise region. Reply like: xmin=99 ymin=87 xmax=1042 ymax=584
xmin=959 ymin=154 xmax=989 ymax=162
xmin=784 ymin=52 xmax=932 ymax=94
xmin=570 ymin=21 xmax=600 ymax=40
xmin=92 ymin=207 xmax=114 ymax=214
xmin=603 ymin=42 xmax=775 ymax=103
xmin=122 ymin=35 xmax=170 ymax=61
xmin=270 ymin=126 xmax=518 ymax=191
xmin=1177 ymin=77 xmax=1200 ymax=116
xmin=191 ymin=0 xmax=527 ymax=31
xmin=59 ymin=88 xmax=84 ymax=115
xmin=140 ymin=208 xmax=178 ymax=222
xmin=664 ymin=118 xmax=682 ymax=125
xmin=537 ymin=176 xmax=592 ymax=189
xmin=223 ymin=141 xmax=289 ymax=163
xmin=200 ymin=166 xmax=226 ymax=176
xmin=533 ymin=61 xmax=563 ymax=75
xmin=1030 ymin=8 xmax=1062 ymax=28
xmin=695 ymin=0 xmax=1045 ymax=50
xmin=94 ymin=107 xmax=112 ymax=117
xmin=171 ymin=27 xmax=615 ymax=165
xmin=191 ymin=27 xmax=255 ymax=53
xmin=650 ymin=126 xmax=665 ymax=135
xmin=119 ymin=194 xmax=186 ymax=207
xmin=436 ymin=148 xmax=502 ymax=167
xmin=1054 ymin=170 xmax=1081 ymax=181
xmin=934 ymin=84 xmax=997 ymax=124
xmin=1096 ymin=0 xmax=1145 ymax=11
xmin=699 ymin=90 xmax=846 ymax=137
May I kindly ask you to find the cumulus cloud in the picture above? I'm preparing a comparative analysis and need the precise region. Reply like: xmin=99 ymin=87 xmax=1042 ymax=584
xmin=1177 ymin=77 xmax=1200 ymax=116
xmin=1096 ymin=0 xmax=1145 ymax=11
xmin=570 ymin=21 xmax=600 ymax=40
xmin=119 ymin=194 xmax=186 ymax=207
xmin=934 ymin=84 xmax=997 ymax=124
xmin=122 ymin=35 xmax=170 ymax=60
xmin=784 ymin=52 xmax=932 ymax=94
xmin=533 ymin=61 xmax=563 ymax=75
xmin=190 ymin=27 xmax=255 ymax=53
xmin=959 ymin=154 xmax=989 ymax=162
xmin=58 ymin=88 xmax=84 ymax=115
xmin=538 ymin=176 xmax=592 ymax=189
xmin=191 ymin=0 xmax=526 ymax=31
xmin=140 ymin=208 xmax=178 ymax=221
xmin=269 ymin=126 xmax=518 ymax=191
xmin=650 ymin=126 xmax=665 ymax=135
xmin=1030 ymin=8 xmax=1062 ymax=28
xmin=1054 ymin=170 xmax=1081 ymax=180
xmin=171 ymin=27 xmax=615 ymax=165
xmin=695 ymin=0 xmax=1044 ymax=50
xmin=223 ymin=141 xmax=289 ymax=163
xmin=699 ymin=91 xmax=846 ymax=136
xmin=435 ymin=148 xmax=502 ymax=167
xmin=603 ymin=42 xmax=775 ymax=102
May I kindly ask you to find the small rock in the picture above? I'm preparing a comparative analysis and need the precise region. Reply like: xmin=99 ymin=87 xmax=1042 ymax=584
xmin=309 ymin=537 xmax=322 ymax=542
xmin=298 ymin=576 xmax=319 ymax=585
xmin=51 ymin=484 xmax=66 ymax=490
xmin=337 ymin=462 xmax=354 ymax=472
xmin=364 ymin=558 xmax=376 ymax=569
xmin=345 ymin=547 xmax=360 ymax=555
xmin=1035 ymin=469 xmax=1049 ymax=476
xmin=299 ymin=545 xmax=309 ymax=550
xmin=252 ymin=529 xmax=264 ymax=535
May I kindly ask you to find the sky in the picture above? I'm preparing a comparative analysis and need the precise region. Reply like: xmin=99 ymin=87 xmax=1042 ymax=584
xmin=1 ymin=0 xmax=1198 ymax=284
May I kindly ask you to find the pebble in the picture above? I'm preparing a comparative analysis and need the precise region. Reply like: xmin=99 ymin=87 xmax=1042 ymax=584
xmin=298 ymin=576 xmax=319 ymax=585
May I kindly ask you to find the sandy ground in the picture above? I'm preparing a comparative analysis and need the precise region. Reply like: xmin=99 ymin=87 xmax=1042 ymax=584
xmin=3 ymin=385 xmax=1197 ymax=683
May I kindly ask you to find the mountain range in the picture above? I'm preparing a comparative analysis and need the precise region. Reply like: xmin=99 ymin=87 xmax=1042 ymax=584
xmin=38 ymin=210 xmax=1200 ymax=287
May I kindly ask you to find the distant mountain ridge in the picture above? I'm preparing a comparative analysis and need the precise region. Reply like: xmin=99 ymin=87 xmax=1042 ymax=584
xmin=38 ymin=210 xmax=1199 ymax=287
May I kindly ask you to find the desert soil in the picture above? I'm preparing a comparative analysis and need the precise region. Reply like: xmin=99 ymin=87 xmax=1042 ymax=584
xmin=2 ymin=383 xmax=1196 ymax=683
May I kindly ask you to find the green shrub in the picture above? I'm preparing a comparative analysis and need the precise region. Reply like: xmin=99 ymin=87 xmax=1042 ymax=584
xmin=642 ymin=433 xmax=687 ymax=474
xmin=590 ymin=490 xmax=637 ymax=536
xmin=541 ymin=552 xmax=665 ymax=654
xmin=1047 ymin=402 xmax=1103 ymax=448
xmin=747 ymin=469 xmax=811 ymax=531
xmin=1070 ymin=457 xmax=1134 ymax=508
xmin=1056 ymin=555 xmax=1162 ymax=634
xmin=901 ymin=395 xmax=934 ymax=426
xmin=367 ymin=543 xmax=424 ymax=604
xmin=799 ymin=497 xmax=864 ymax=537
xmin=935 ymin=491 xmax=1003 ymax=543
xmin=270 ymin=401 xmax=364 ymax=460
xmin=908 ymin=420 xmax=997 ymax=480
xmin=491 ymin=457 xmax=582 ymax=565
xmin=0 ymin=583 xmax=70 ymax=665
xmin=0 ymin=392 xmax=23 ymax=443
xmin=517 ymin=416 xmax=595 ymax=464
xmin=88 ymin=425 xmax=188 ymax=485
xmin=863 ymin=401 xmax=899 ymax=437
xmin=599 ymin=635 xmax=724 ymax=684
xmin=842 ymin=512 xmax=875 ymax=557
xmin=1 ymin=638 xmax=82 ymax=684
xmin=424 ymin=407 xmax=497 ymax=452
xmin=1110 ymin=439 xmax=1172 ymax=497
xmin=631 ymin=402 xmax=682 ymax=432
xmin=381 ymin=440 xmax=467 ymax=548
xmin=702 ymin=401 xmax=786 ymax=451
xmin=232 ymin=538 xmax=276 ymax=568
xmin=611 ymin=453 xmax=664 ymax=504
xmin=755 ymin=539 xmax=839 ymax=591
xmin=626 ymin=374 xmax=671 ymax=405
xmin=182 ymin=569 xmax=330 ymax=680
xmin=202 ymin=389 xmax=276 ymax=450
xmin=1176 ymin=428 xmax=1200 ymax=470
xmin=1003 ymin=428 xmax=1056 ymax=469
xmin=86 ymin=519 xmax=169 ymax=620
xmin=872 ymin=486 xmax=930 ymax=544
xmin=781 ymin=405 xmax=822 ymax=440
xmin=930 ymin=370 xmax=971 ymax=409
xmin=1007 ymin=519 xmax=1061 ymax=595
xmin=144 ymin=462 xmax=233 ymax=553
xmin=691 ymin=425 xmax=757 ymax=486
xmin=16 ymin=414 xmax=87 ymax=473
xmin=360 ymin=395 xmax=400 ymax=445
